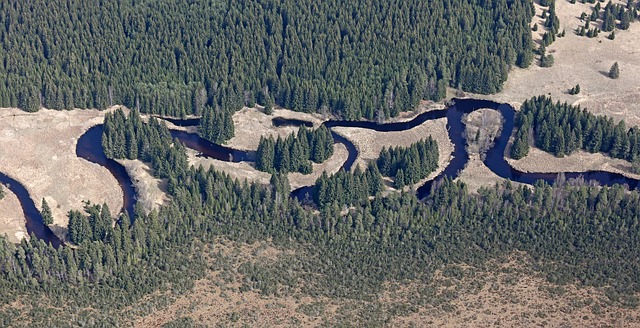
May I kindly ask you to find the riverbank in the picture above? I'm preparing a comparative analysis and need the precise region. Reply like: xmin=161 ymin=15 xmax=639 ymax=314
xmin=0 ymin=107 xmax=123 ymax=240
xmin=331 ymin=117 xmax=453 ymax=176
xmin=228 ymin=106 xmax=326 ymax=151
xmin=0 ymin=187 xmax=28 ymax=243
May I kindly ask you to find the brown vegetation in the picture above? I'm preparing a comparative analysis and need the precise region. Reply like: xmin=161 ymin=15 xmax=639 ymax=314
xmin=0 ymin=107 xmax=123 ymax=240
xmin=128 ymin=242 xmax=640 ymax=327
xmin=228 ymin=106 xmax=326 ymax=151
xmin=0 ymin=187 xmax=28 ymax=243
xmin=508 ymin=146 xmax=640 ymax=180
xmin=485 ymin=0 xmax=640 ymax=127
xmin=463 ymin=108 xmax=504 ymax=157
xmin=116 ymin=159 xmax=169 ymax=214
xmin=331 ymin=118 xmax=453 ymax=175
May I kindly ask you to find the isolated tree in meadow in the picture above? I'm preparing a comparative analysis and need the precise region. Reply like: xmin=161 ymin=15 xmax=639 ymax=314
xmin=609 ymin=62 xmax=620 ymax=79
xmin=568 ymin=84 xmax=581 ymax=95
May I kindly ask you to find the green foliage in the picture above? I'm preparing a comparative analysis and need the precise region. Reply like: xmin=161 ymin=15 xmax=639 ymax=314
xmin=514 ymin=95 xmax=640 ymax=160
xmin=540 ymin=54 xmax=555 ymax=67
xmin=102 ymin=109 xmax=188 ymax=179
xmin=568 ymin=84 xmax=581 ymax=95
xmin=198 ymin=107 xmax=234 ymax=144
xmin=510 ymin=125 xmax=530 ymax=160
xmin=41 ymin=199 xmax=53 ymax=226
xmin=609 ymin=62 xmax=620 ymax=79
xmin=2 ymin=110 xmax=640 ymax=324
xmin=256 ymin=126 xmax=333 ymax=174
xmin=0 ymin=0 xmax=534 ymax=118
xmin=376 ymin=138 xmax=439 ymax=188
xmin=0 ymin=184 xmax=4 ymax=200
xmin=314 ymin=163 xmax=383 ymax=209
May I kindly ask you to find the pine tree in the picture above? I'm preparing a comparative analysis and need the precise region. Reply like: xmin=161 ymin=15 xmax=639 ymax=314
xmin=41 ymin=199 xmax=53 ymax=225
xmin=609 ymin=62 xmax=620 ymax=79
xmin=510 ymin=128 xmax=530 ymax=159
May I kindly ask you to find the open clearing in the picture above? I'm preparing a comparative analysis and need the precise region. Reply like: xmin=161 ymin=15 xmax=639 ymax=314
xmin=0 ymin=187 xmax=28 ymax=243
xmin=185 ymin=143 xmax=349 ymax=191
xmin=485 ymin=0 xmax=640 ymax=127
xmin=228 ymin=106 xmax=326 ymax=151
xmin=331 ymin=118 xmax=453 ymax=175
xmin=0 ymin=107 xmax=122 ymax=240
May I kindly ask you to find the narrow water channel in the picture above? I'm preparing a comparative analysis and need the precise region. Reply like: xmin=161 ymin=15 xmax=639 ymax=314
xmin=7 ymin=99 xmax=640 ymax=246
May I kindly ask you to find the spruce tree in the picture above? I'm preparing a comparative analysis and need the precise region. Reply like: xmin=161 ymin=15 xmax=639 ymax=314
xmin=609 ymin=62 xmax=620 ymax=79
xmin=41 ymin=199 xmax=53 ymax=225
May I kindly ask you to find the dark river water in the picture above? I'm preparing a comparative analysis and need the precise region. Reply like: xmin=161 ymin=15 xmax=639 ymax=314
xmin=4 ymin=99 xmax=639 ymax=246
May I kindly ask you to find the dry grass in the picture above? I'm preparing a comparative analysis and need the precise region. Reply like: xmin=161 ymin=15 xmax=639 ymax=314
xmin=483 ymin=0 xmax=640 ymax=128
xmin=390 ymin=253 xmax=640 ymax=327
xmin=0 ymin=187 xmax=28 ymax=243
xmin=186 ymin=148 xmax=272 ymax=185
xmin=331 ymin=118 xmax=453 ymax=175
xmin=463 ymin=108 xmax=504 ymax=156
xmin=115 ymin=159 xmax=169 ymax=214
xmin=228 ymin=106 xmax=326 ymax=151
xmin=129 ymin=242 xmax=640 ymax=328
xmin=456 ymin=154 xmax=517 ymax=193
xmin=185 ymin=143 xmax=349 ymax=191
xmin=508 ymin=146 xmax=640 ymax=179
xmin=384 ymin=100 xmax=447 ymax=123
xmin=288 ymin=143 xmax=348 ymax=190
xmin=0 ymin=107 xmax=123 ymax=241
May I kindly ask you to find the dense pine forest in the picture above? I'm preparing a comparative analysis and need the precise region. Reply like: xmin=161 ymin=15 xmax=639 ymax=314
xmin=0 ymin=0 xmax=533 ymax=118
xmin=511 ymin=96 xmax=640 ymax=161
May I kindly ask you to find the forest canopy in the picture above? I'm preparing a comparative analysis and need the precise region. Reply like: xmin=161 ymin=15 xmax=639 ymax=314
xmin=0 ymin=0 xmax=533 ymax=118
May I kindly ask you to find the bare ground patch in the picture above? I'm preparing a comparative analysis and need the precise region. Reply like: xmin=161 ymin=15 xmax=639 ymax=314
xmin=0 ymin=107 xmax=123 ymax=240
xmin=0 ymin=187 xmax=28 ymax=243
xmin=331 ymin=118 xmax=453 ymax=175
xmin=115 ymin=159 xmax=169 ymax=214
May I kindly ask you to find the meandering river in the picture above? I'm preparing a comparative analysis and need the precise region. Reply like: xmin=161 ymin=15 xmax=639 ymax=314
xmin=3 ymin=99 xmax=638 ymax=246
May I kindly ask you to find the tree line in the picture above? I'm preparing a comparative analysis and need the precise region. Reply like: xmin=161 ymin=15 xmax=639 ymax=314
xmin=255 ymin=126 xmax=334 ymax=174
xmin=2 ymin=110 xmax=640 ymax=324
xmin=377 ymin=137 xmax=439 ymax=188
xmin=511 ymin=95 xmax=640 ymax=161
xmin=0 ymin=0 xmax=533 ymax=118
